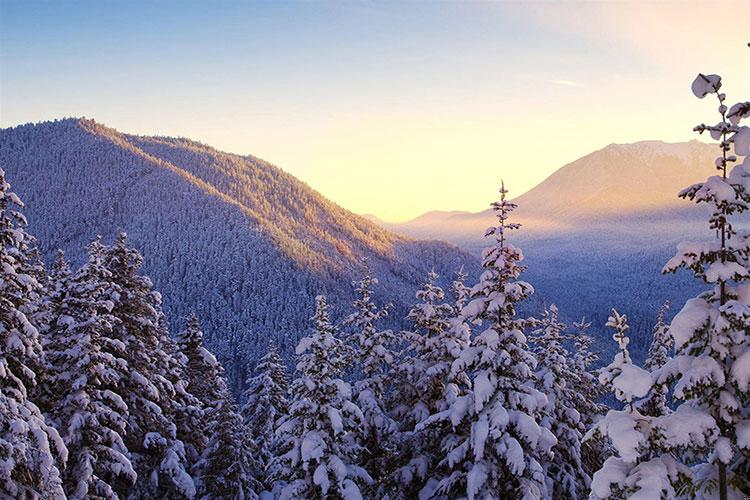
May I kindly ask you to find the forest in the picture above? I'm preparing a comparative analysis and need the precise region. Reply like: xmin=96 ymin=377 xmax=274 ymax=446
xmin=1 ymin=74 xmax=748 ymax=500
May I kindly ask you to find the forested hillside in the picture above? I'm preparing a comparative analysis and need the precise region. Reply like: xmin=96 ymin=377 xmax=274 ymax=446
xmin=0 ymin=118 xmax=478 ymax=389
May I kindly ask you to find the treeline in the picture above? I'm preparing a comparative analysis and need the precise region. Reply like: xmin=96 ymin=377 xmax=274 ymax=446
xmin=1 ymin=73 xmax=749 ymax=500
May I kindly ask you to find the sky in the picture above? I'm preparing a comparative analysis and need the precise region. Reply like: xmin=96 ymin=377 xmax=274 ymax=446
xmin=1 ymin=1 xmax=749 ymax=222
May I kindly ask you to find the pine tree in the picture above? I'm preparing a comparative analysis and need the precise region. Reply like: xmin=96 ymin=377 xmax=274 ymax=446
xmin=199 ymin=388 xmax=260 ymax=499
xmin=586 ymin=310 xmax=695 ymax=499
xmin=44 ymin=239 xmax=136 ymax=498
xmin=530 ymin=305 xmax=590 ymax=498
xmin=450 ymin=266 xmax=471 ymax=316
xmin=241 ymin=340 xmax=289 ymax=484
xmin=101 ymin=233 xmax=196 ymax=498
xmin=389 ymin=270 xmax=471 ymax=496
xmin=0 ymin=167 xmax=67 ymax=499
xmin=570 ymin=317 xmax=609 ymax=478
xmin=635 ymin=301 xmax=673 ymax=418
xmin=175 ymin=312 xmax=227 ymax=472
xmin=417 ymin=183 xmax=555 ymax=499
xmin=659 ymin=74 xmax=750 ymax=498
xmin=269 ymin=295 xmax=372 ymax=499
xmin=345 ymin=264 xmax=397 ymax=483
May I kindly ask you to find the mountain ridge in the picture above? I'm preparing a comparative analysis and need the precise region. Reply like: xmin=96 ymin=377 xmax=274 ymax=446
xmin=375 ymin=139 xmax=713 ymax=242
xmin=0 ymin=117 xmax=479 ymax=388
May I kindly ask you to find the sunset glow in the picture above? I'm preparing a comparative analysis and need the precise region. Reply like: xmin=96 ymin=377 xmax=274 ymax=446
xmin=1 ymin=1 xmax=748 ymax=221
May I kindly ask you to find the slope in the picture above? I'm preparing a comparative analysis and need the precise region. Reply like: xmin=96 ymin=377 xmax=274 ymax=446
xmin=0 ymin=118 xmax=478 ymax=388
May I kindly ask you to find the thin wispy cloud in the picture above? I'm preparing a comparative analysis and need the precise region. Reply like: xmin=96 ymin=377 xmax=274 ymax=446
xmin=549 ymin=79 xmax=585 ymax=88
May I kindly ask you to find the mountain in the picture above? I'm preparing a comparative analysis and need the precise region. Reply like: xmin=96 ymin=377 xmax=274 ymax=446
xmin=384 ymin=140 xmax=713 ymax=242
xmin=0 ymin=118 xmax=479 ymax=389
xmin=373 ymin=140 xmax=743 ymax=360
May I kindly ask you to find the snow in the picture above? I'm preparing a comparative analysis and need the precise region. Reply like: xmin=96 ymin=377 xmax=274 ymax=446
xmin=734 ymin=126 xmax=750 ymax=156
xmin=737 ymin=419 xmax=750 ymax=449
xmin=705 ymin=261 xmax=749 ymax=283
xmin=731 ymin=351 xmax=750 ymax=394
xmin=669 ymin=298 xmax=715 ymax=349
xmin=611 ymin=363 xmax=652 ymax=402
xmin=691 ymin=73 xmax=722 ymax=98
xmin=300 ymin=431 xmax=325 ymax=462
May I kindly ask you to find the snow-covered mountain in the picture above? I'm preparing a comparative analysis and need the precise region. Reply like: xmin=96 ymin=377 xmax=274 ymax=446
xmin=373 ymin=140 xmax=736 ymax=360
xmin=381 ymin=140 xmax=713 ymax=241
xmin=0 ymin=118 xmax=478 ymax=387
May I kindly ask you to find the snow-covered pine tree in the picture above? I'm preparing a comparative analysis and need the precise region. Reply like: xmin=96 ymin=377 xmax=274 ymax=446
xmin=34 ymin=250 xmax=72 ymax=413
xmin=0 ymin=167 xmax=67 ymax=499
xmin=164 ymin=325 xmax=205 ymax=486
xmin=344 ymin=263 xmax=398 ymax=483
xmin=175 ymin=313 xmax=227 ymax=471
xmin=659 ymin=74 xmax=750 ymax=498
xmin=389 ymin=270 xmax=471 ymax=496
xmin=417 ymin=183 xmax=555 ymax=500
xmin=530 ymin=304 xmax=590 ymax=499
xmin=586 ymin=310 xmax=697 ymax=499
xmin=101 ymin=233 xmax=195 ymax=498
xmin=450 ymin=266 xmax=471 ymax=316
xmin=269 ymin=295 xmax=372 ymax=499
xmin=635 ymin=301 xmax=673 ymax=418
xmin=44 ymin=239 xmax=136 ymax=498
xmin=241 ymin=340 xmax=289 ymax=485
xmin=199 ymin=387 xmax=261 ymax=499
xmin=570 ymin=317 xmax=609 ymax=478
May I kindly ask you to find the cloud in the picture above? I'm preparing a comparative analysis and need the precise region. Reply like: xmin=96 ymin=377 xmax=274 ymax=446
xmin=549 ymin=79 xmax=585 ymax=88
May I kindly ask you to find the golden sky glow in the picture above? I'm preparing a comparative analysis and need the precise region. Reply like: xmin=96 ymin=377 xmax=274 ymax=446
xmin=2 ymin=1 xmax=749 ymax=221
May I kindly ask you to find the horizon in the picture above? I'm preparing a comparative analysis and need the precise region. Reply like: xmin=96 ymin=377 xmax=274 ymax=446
xmin=0 ymin=115 xmax=712 ymax=224
xmin=2 ymin=1 xmax=749 ymax=221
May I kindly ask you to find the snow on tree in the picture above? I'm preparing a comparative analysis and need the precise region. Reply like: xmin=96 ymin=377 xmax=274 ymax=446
xmin=658 ymin=73 xmax=750 ymax=498
xmin=635 ymin=301 xmax=674 ymax=418
xmin=530 ymin=304 xmax=590 ymax=499
xmin=0 ymin=167 xmax=67 ymax=499
xmin=569 ymin=317 xmax=610 ymax=478
xmin=175 ymin=312 xmax=227 ymax=473
xmin=450 ymin=266 xmax=471 ymax=316
xmin=101 ymin=233 xmax=196 ymax=498
xmin=269 ymin=295 xmax=372 ymax=499
xmin=344 ymin=263 xmax=398 ymax=483
xmin=240 ymin=340 xmax=289 ymax=485
xmin=199 ymin=387 xmax=261 ymax=499
xmin=388 ymin=270 xmax=471 ymax=496
xmin=44 ymin=239 xmax=136 ymax=498
xmin=417 ymin=183 xmax=555 ymax=500
xmin=586 ymin=309 xmax=698 ymax=499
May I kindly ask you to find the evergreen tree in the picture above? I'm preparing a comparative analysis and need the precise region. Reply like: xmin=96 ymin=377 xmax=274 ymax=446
xmin=389 ymin=270 xmax=471 ymax=496
xmin=531 ymin=305 xmax=590 ymax=498
xmin=199 ymin=388 xmax=260 ymax=499
xmin=44 ymin=240 xmax=136 ymax=498
xmin=102 ymin=233 xmax=195 ymax=498
xmin=417 ymin=183 xmax=555 ymax=499
xmin=345 ymin=264 xmax=398 ymax=483
xmin=450 ymin=266 xmax=471 ymax=316
xmin=0 ymin=167 xmax=67 ymax=499
xmin=241 ymin=340 xmax=289 ymax=484
xmin=175 ymin=313 xmax=226 ymax=471
xmin=269 ymin=295 xmax=372 ymax=499
xmin=635 ymin=301 xmax=673 ymax=418
xmin=586 ymin=310 xmax=695 ymax=499
xmin=570 ymin=318 xmax=609 ymax=478
xmin=659 ymin=74 xmax=750 ymax=498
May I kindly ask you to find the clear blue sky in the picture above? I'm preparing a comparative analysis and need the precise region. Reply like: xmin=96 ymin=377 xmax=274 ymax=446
xmin=2 ymin=1 xmax=748 ymax=220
